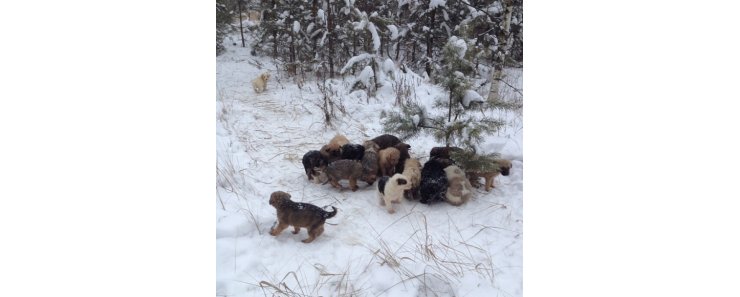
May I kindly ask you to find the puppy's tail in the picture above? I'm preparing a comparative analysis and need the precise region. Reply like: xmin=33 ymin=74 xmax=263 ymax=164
xmin=322 ymin=206 xmax=338 ymax=219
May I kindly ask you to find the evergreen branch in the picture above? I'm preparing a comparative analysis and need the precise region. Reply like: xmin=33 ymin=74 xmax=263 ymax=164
xmin=493 ymin=77 xmax=523 ymax=96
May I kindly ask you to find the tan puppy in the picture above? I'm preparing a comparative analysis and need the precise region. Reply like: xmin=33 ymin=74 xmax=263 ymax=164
xmin=320 ymin=134 xmax=350 ymax=162
xmin=378 ymin=147 xmax=400 ymax=177
xmin=252 ymin=72 xmax=271 ymax=93
xmin=401 ymin=158 xmax=422 ymax=199
xmin=269 ymin=191 xmax=337 ymax=243
xmin=467 ymin=159 xmax=513 ymax=191
xmin=246 ymin=10 xmax=261 ymax=24
xmin=377 ymin=174 xmax=412 ymax=214
xmin=444 ymin=165 xmax=473 ymax=206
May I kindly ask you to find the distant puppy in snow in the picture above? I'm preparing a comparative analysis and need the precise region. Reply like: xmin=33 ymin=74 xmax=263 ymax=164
xmin=252 ymin=72 xmax=271 ymax=93
xmin=269 ymin=191 xmax=337 ymax=243
xmin=377 ymin=173 xmax=412 ymax=214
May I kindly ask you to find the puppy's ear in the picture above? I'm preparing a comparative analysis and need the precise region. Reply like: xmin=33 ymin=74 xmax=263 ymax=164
xmin=397 ymin=178 xmax=408 ymax=185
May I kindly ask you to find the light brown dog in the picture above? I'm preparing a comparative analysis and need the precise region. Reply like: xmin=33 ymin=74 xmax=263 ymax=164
xmin=378 ymin=147 xmax=400 ymax=177
xmin=444 ymin=165 xmax=473 ymax=206
xmin=320 ymin=134 xmax=350 ymax=162
xmin=246 ymin=10 xmax=261 ymax=24
xmin=467 ymin=159 xmax=513 ymax=191
xmin=401 ymin=158 xmax=422 ymax=199
xmin=269 ymin=191 xmax=337 ymax=243
xmin=252 ymin=72 xmax=271 ymax=93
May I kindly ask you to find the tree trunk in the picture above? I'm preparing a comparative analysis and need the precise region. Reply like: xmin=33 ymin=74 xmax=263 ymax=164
xmin=425 ymin=7 xmax=436 ymax=77
xmin=487 ymin=0 xmax=513 ymax=103
xmin=411 ymin=39 xmax=416 ymax=62
xmin=237 ymin=0 xmax=245 ymax=47
xmin=448 ymin=85 xmax=453 ymax=122
xmin=327 ymin=0 xmax=335 ymax=77
xmin=395 ymin=36 xmax=401 ymax=60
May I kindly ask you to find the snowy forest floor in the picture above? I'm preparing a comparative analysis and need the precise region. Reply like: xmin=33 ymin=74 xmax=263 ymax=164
xmin=216 ymin=32 xmax=523 ymax=297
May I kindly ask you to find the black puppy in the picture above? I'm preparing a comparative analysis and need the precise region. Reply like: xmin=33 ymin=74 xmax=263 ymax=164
xmin=302 ymin=150 xmax=328 ymax=181
xmin=418 ymin=158 xmax=454 ymax=204
xmin=429 ymin=146 xmax=463 ymax=159
xmin=341 ymin=143 xmax=365 ymax=160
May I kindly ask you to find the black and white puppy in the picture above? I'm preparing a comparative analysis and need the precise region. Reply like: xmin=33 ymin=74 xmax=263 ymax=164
xmin=302 ymin=150 xmax=328 ymax=182
xmin=377 ymin=173 xmax=412 ymax=214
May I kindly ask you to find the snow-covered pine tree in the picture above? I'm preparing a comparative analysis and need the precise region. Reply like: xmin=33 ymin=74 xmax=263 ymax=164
xmin=486 ymin=0 xmax=515 ymax=103
xmin=216 ymin=0 xmax=235 ymax=56
xmin=382 ymin=35 xmax=508 ymax=170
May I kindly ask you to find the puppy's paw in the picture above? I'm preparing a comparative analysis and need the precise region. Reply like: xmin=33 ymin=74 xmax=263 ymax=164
xmin=387 ymin=208 xmax=396 ymax=214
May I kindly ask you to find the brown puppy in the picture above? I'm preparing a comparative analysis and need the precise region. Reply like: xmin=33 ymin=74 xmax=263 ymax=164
xmin=269 ymin=191 xmax=337 ymax=243
xmin=371 ymin=134 xmax=401 ymax=150
xmin=320 ymin=134 xmax=350 ymax=162
xmin=378 ymin=147 xmax=401 ymax=177
xmin=467 ymin=159 xmax=513 ymax=191
xmin=360 ymin=145 xmax=379 ymax=185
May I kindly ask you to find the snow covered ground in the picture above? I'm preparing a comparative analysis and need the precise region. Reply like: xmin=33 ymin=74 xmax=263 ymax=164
xmin=216 ymin=33 xmax=523 ymax=297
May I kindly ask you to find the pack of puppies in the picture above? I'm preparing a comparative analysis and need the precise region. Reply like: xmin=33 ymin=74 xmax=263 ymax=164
xmin=301 ymin=134 xmax=412 ymax=191
xmin=270 ymin=136 xmax=514 ymax=244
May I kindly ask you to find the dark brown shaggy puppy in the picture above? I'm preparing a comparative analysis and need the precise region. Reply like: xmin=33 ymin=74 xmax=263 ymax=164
xmin=341 ymin=143 xmax=365 ymax=160
xmin=324 ymin=159 xmax=365 ymax=191
xmin=360 ymin=146 xmax=379 ymax=185
xmin=302 ymin=150 xmax=328 ymax=181
xmin=362 ymin=140 xmax=380 ymax=152
xmin=393 ymin=142 xmax=411 ymax=173
xmin=378 ymin=147 xmax=401 ymax=177
xmin=371 ymin=134 xmax=401 ymax=150
xmin=269 ymin=191 xmax=337 ymax=243
xmin=467 ymin=159 xmax=513 ymax=191
xmin=429 ymin=146 xmax=463 ymax=159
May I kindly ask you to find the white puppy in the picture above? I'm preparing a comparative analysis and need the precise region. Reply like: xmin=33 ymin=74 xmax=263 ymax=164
xmin=252 ymin=72 xmax=271 ymax=93
xmin=444 ymin=165 xmax=474 ymax=206
xmin=377 ymin=173 xmax=412 ymax=214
